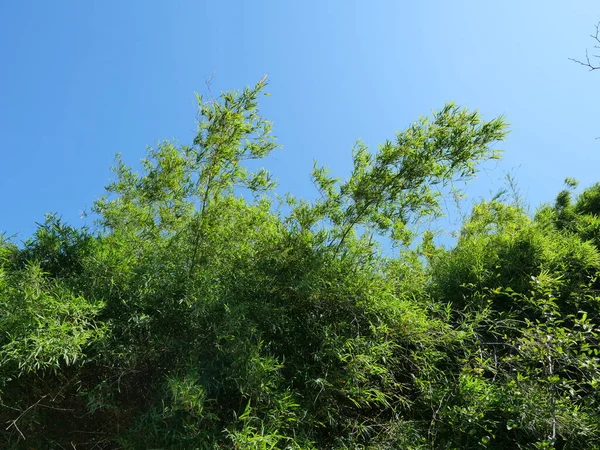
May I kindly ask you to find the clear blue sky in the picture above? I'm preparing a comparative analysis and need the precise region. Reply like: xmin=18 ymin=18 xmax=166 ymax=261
xmin=1 ymin=1 xmax=598 ymax=240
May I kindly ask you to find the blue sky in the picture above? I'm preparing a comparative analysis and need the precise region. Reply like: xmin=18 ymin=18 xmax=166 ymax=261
xmin=1 ymin=1 xmax=599 ymax=240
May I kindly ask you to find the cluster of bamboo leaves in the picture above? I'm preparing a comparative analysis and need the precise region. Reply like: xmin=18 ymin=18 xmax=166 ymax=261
xmin=1 ymin=80 xmax=600 ymax=449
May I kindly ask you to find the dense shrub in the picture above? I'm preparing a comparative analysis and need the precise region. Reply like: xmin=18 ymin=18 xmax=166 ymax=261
xmin=1 ymin=82 xmax=599 ymax=449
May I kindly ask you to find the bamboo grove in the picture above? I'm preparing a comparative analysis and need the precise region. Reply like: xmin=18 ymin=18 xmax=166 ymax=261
xmin=2 ymin=80 xmax=600 ymax=449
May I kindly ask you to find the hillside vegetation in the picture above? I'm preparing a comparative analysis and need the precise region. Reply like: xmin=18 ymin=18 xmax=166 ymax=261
xmin=2 ymin=81 xmax=600 ymax=449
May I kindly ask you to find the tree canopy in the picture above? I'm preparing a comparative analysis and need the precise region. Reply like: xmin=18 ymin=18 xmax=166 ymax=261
xmin=2 ymin=80 xmax=600 ymax=449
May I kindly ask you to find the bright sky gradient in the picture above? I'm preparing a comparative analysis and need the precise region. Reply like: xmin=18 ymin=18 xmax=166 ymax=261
xmin=1 ymin=1 xmax=599 ymax=240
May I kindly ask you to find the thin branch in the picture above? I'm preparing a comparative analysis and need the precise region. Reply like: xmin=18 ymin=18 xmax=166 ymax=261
xmin=569 ymin=22 xmax=600 ymax=70
xmin=5 ymin=395 xmax=48 ymax=439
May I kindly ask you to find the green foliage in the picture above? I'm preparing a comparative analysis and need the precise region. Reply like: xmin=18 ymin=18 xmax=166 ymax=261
xmin=309 ymin=103 xmax=507 ymax=248
xmin=3 ymin=79 xmax=600 ymax=449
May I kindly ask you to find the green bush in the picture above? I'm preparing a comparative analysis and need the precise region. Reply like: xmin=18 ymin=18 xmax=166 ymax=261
xmin=2 ymin=81 xmax=600 ymax=448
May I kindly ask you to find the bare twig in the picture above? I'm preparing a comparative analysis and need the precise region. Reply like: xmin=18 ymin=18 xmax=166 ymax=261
xmin=5 ymin=395 xmax=47 ymax=439
xmin=569 ymin=22 xmax=600 ymax=70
